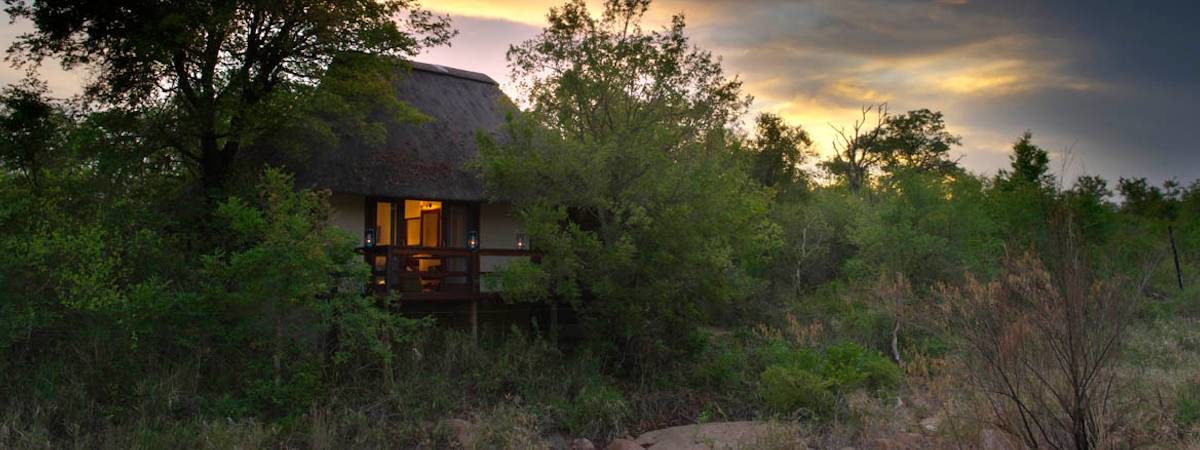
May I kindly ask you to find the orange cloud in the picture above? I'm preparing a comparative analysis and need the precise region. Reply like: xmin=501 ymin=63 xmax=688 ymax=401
xmin=427 ymin=0 xmax=717 ymax=28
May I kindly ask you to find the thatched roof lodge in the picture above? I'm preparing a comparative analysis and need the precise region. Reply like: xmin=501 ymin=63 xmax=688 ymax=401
xmin=290 ymin=61 xmax=515 ymax=202
xmin=278 ymin=61 xmax=532 ymax=309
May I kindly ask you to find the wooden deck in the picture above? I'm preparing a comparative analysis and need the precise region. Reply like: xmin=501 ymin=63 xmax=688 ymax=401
xmin=361 ymin=245 xmax=557 ymax=340
xmin=361 ymin=245 xmax=538 ymax=301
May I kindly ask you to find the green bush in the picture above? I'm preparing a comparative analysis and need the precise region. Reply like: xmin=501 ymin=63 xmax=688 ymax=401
xmin=759 ymin=364 xmax=834 ymax=417
xmin=1177 ymin=379 xmax=1200 ymax=429
xmin=562 ymin=380 xmax=629 ymax=438
xmin=756 ymin=341 xmax=901 ymax=418
xmin=694 ymin=338 xmax=749 ymax=389
xmin=822 ymin=342 xmax=902 ymax=392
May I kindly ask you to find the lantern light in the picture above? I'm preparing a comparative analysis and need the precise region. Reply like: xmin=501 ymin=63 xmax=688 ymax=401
xmin=467 ymin=230 xmax=480 ymax=251
xmin=515 ymin=233 xmax=528 ymax=250
xmin=364 ymin=227 xmax=377 ymax=248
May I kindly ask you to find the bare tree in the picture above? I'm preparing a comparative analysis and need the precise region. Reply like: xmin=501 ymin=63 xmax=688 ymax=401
xmin=821 ymin=103 xmax=888 ymax=194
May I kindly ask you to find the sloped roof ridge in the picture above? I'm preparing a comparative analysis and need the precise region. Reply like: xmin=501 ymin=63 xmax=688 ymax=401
xmin=408 ymin=60 xmax=498 ymax=86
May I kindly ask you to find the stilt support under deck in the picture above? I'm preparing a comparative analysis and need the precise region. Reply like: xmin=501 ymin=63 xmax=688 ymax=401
xmin=470 ymin=300 xmax=478 ymax=343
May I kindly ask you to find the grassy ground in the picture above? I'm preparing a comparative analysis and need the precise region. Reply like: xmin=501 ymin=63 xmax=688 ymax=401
xmin=2 ymin=283 xmax=1197 ymax=449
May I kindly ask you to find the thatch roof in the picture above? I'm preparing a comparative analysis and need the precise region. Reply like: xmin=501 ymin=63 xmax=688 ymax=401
xmin=288 ymin=61 xmax=513 ymax=201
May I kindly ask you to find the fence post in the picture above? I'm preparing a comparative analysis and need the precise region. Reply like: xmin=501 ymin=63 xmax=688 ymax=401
xmin=1169 ymin=226 xmax=1184 ymax=291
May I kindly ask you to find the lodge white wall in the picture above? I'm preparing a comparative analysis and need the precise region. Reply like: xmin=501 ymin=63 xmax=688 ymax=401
xmin=479 ymin=202 xmax=520 ymax=250
xmin=329 ymin=193 xmax=365 ymax=241
xmin=479 ymin=202 xmax=523 ymax=291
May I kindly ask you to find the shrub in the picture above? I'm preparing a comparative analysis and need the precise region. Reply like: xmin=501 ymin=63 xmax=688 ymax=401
xmin=757 ymin=341 xmax=900 ymax=418
xmin=822 ymin=342 xmax=902 ymax=393
xmin=562 ymin=380 xmax=629 ymax=438
xmin=944 ymin=249 xmax=1137 ymax=449
xmin=470 ymin=402 xmax=546 ymax=450
xmin=759 ymin=364 xmax=835 ymax=417
xmin=1177 ymin=379 xmax=1200 ymax=430
xmin=694 ymin=338 xmax=749 ymax=389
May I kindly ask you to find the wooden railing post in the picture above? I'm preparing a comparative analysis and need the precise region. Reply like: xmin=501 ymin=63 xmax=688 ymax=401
xmin=386 ymin=246 xmax=396 ymax=294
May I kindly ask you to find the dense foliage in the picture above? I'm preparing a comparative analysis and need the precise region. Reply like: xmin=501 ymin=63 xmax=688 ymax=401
xmin=5 ymin=0 xmax=453 ymax=190
xmin=475 ymin=0 xmax=773 ymax=369
xmin=1 ymin=0 xmax=1197 ymax=448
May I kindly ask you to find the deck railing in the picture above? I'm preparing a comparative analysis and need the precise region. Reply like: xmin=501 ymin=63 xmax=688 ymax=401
xmin=362 ymin=245 xmax=536 ymax=300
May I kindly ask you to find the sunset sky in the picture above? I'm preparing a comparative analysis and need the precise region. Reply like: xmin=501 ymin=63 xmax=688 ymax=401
xmin=4 ymin=0 xmax=1197 ymax=186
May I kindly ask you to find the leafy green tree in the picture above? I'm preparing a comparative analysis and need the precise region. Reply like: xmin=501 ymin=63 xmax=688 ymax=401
xmin=747 ymin=112 xmax=814 ymax=191
xmin=1064 ymin=175 xmax=1117 ymax=245
xmin=0 ymin=80 xmax=68 ymax=191
xmin=477 ymin=0 xmax=773 ymax=367
xmin=847 ymin=170 xmax=1000 ymax=287
xmin=1072 ymin=175 xmax=1112 ymax=201
xmin=1117 ymin=177 xmax=1179 ymax=220
xmin=6 ymin=0 xmax=454 ymax=190
xmin=821 ymin=106 xmax=961 ymax=193
xmin=988 ymin=131 xmax=1057 ymax=249
xmin=997 ymin=131 xmax=1053 ymax=190
xmin=874 ymin=109 xmax=962 ymax=175
xmin=202 ymin=169 xmax=409 ymax=412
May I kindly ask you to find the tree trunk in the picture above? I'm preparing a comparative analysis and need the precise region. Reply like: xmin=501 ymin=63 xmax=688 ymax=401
xmin=198 ymin=138 xmax=241 ymax=194
xmin=890 ymin=318 xmax=902 ymax=365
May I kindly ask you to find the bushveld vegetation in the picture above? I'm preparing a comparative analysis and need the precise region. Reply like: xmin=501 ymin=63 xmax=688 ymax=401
xmin=1 ymin=0 xmax=1198 ymax=448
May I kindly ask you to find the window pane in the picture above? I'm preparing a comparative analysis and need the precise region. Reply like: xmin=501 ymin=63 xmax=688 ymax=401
xmin=422 ymin=212 xmax=440 ymax=247
xmin=406 ymin=218 xmax=420 ymax=246
xmin=404 ymin=200 xmax=442 ymax=247
xmin=375 ymin=202 xmax=392 ymax=246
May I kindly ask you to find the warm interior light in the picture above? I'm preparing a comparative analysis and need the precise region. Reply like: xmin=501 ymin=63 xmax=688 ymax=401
xmin=404 ymin=200 xmax=441 ymax=246
xmin=375 ymin=203 xmax=392 ymax=246
xmin=515 ymin=233 xmax=528 ymax=250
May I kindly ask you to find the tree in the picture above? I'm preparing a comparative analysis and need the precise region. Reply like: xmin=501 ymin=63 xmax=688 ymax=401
xmin=821 ymin=104 xmax=888 ymax=194
xmin=477 ymin=0 xmax=771 ymax=367
xmin=747 ymin=112 xmax=814 ymax=190
xmin=6 ymin=0 xmax=454 ymax=190
xmin=1117 ymin=177 xmax=1178 ymax=220
xmin=847 ymin=170 xmax=1000 ymax=287
xmin=990 ymin=131 xmax=1057 ymax=249
xmin=821 ymin=105 xmax=962 ymax=193
xmin=1065 ymin=175 xmax=1116 ymax=244
xmin=874 ymin=108 xmax=962 ymax=175
xmin=0 ymin=80 xmax=68 ymax=191
xmin=998 ymin=131 xmax=1053 ymax=189
xmin=1072 ymin=175 xmax=1112 ymax=201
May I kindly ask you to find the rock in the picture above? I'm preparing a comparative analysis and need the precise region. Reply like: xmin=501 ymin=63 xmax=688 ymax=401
xmin=441 ymin=418 xmax=474 ymax=448
xmin=980 ymin=428 xmax=1020 ymax=450
xmin=605 ymin=438 xmax=643 ymax=450
xmin=570 ymin=437 xmax=596 ymax=450
xmin=632 ymin=421 xmax=800 ymax=449
xmin=546 ymin=432 xmax=568 ymax=450
xmin=872 ymin=432 xmax=923 ymax=450
xmin=920 ymin=416 xmax=941 ymax=433
xmin=604 ymin=441 xmax=643 ymax=450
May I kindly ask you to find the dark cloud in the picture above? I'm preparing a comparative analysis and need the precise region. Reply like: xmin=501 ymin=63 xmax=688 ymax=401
xmin=5 ymin=0 xmax=1193 ymax=184
xmin=675 ymin=0 xmax=1198 ymax=184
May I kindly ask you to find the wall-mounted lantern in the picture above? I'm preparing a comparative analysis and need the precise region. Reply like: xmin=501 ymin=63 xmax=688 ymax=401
xmin=467 ymin=230 xmax=480 ymax=251
xmin=364 ymin=227 xmax=377 ymax=248
xmin=515 ymin=233 xmax=528 ymax=251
